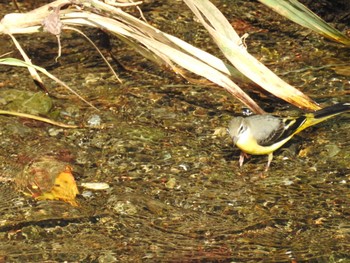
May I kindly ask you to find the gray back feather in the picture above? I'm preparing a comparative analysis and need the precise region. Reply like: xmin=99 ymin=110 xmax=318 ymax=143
xmin=245 ymin=115 xmax=283 ymax=145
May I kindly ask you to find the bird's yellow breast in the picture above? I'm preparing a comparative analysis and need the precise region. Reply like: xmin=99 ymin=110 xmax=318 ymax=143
xmin=235 ymin=130 xmax=293 ymax=155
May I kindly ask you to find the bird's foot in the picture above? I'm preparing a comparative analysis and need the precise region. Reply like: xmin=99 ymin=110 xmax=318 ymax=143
xmin=239 ymin=152 xmax=250 ymax=167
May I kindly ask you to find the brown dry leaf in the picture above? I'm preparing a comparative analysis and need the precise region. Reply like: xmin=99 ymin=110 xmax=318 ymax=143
xmin=16 ymin=156 xmax=79 ymax=207
xmin=36 ymin=166 xmax=79 ymax=206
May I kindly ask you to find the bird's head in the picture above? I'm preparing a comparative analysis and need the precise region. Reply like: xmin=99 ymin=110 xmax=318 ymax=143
xmin=227 ymin=117 xmax=247 ymax=145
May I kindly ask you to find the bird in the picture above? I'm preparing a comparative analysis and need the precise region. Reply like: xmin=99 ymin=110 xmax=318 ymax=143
xmin=227 ymin=103 xmax=350 ymax=171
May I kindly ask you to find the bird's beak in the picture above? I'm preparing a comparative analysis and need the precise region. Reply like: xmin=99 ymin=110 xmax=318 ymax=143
xmin=232 ymin=136 xmax=238 ymax=145
xmin=226 ymin=128 xmax=238 ymax=145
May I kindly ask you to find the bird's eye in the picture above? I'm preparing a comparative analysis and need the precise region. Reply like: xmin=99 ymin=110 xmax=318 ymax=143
xmin=238 ymin=124 xmax=245 ymax=134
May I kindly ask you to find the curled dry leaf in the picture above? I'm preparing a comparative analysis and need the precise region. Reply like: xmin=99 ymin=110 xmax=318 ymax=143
xmin=15 ymin=156 xmax=79 ymax=206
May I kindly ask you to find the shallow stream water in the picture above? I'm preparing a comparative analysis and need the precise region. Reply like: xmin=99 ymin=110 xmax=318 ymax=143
xmin=0 ymin=0 xmax=349 ymax=262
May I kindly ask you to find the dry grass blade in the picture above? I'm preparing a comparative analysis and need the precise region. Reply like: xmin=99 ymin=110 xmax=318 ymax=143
xmin=64 ymin=9 xmax=264 ymax=112
xmin=9 ymin=34 xmax=46 ymax=91
xmin=0 ymin=0 xmax=68 ymax=34
xmin=64 ymin=11 xmax=263 ymax=112
xmin=64 ymin=26 xmax=122 ymax=83
xmin=163 ymin=33 xmax=250 ymax=83
xmin=0 ymin=58 xmax=97 ymax=110
xmin=0 ymin=0 xmax=265 ymax=112
xmin=258 ymin=0 xmax=350 ymax=46
xmin=0 ymin=110 xmax=79 ymax=128
xmin=183 ymin=0 xmax=321 ymax=111
xmin=0 ymin=0 xmax=324 ymax=112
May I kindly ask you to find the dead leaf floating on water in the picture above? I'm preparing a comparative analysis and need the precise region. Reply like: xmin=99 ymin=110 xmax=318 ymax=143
xmin=36 ymin=166 xmax=79 ymax=206
xmin=15 ymin=156 xmax=79 ymax=206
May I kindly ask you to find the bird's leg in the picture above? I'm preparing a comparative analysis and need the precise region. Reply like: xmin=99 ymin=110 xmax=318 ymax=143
xmin=239 ymin=152 xmax=249 ymax=167
xmin=265 ymin=153 xmax=274 ymax=171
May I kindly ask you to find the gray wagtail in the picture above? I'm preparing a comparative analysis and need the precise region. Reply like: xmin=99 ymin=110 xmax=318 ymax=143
xmin=228 ymin=103 xmax=350 ymax=171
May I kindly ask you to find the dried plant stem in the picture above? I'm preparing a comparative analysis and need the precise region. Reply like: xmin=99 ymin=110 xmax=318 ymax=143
xmin=0 ymin=110 xmax=79 ymax=128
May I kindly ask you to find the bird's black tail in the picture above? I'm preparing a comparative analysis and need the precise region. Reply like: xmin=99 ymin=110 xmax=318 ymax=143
xmin=313 ymin=103 xmax=350 ymax=119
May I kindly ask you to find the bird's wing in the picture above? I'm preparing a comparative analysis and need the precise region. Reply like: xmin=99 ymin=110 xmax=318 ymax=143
xmin=247 ymin=115 xmax=307 ymax=147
